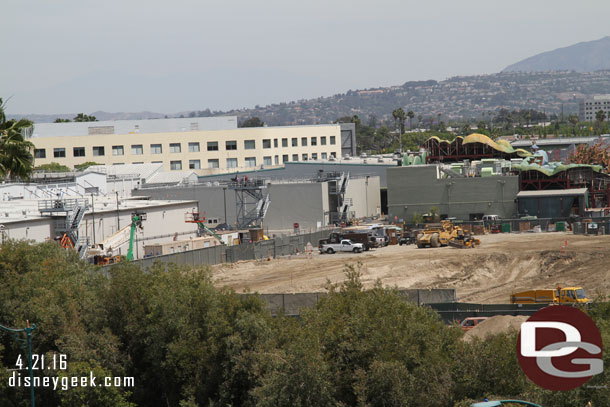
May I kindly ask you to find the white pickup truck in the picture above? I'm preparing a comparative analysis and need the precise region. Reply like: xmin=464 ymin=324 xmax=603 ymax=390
xmin=319 ymin=239 xmax=364 ymax=254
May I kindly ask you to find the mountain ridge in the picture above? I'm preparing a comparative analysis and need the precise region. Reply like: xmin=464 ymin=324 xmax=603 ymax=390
xmin=503 ymin=36 xmax=610 ymax=73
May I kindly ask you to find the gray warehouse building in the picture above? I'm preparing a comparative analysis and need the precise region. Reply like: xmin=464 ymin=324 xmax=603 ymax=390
xmin=387 ymin=165 xmax=519 ymax=222
xmin=133 ymin=175 xmax=381 ymax=233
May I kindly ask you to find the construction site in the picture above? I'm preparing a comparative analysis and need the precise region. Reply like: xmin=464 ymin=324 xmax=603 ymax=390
xmin=4 ymin=128 xmax=610 ymax=319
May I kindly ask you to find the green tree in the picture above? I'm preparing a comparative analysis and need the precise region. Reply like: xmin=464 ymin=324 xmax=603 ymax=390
xmin=73 ymin=113 xmax=97 ymax=122
xmin=54 ymin=118 xmax=71 ymax=123
xmin=74 ymin=161 xmax=101 ymax=171
xmin=0 ymin=97 xmax=35 ymax=180
xmin=35 ymin=162 xmax=71 ymax=172
xmin=239 ymin=117 xmax=265 ymax=127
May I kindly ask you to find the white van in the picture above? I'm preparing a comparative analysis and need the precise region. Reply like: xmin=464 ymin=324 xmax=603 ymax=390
xmin=482 ymin=215 xmax=500 ymax=222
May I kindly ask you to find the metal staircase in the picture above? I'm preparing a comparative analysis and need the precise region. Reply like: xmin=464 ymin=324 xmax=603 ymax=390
xmin=39 ymin=198 xmax=90 ymax=259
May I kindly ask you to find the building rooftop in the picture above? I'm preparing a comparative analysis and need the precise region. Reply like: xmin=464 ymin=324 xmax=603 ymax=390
xmin=0 ymin=197 xmax=198 ymax=223
xmin=511 ymin=136 xmax=608 ymax=148
xmin=30 ymin=116 xmax=238 ymax=138
xmin=516 ymin=188 xmax=588 ymax=198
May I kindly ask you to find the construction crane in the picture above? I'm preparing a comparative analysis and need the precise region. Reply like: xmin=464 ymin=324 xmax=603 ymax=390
xmin=89 ymin=212 xmax=146 ymax=264
xmin=185 ymin=211 xmax=225 ymax=244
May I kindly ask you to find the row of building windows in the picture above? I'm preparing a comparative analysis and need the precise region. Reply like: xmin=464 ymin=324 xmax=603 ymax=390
xmin=34 ymin=136 xmax=336 ymax=159
xmin=101 ymin=152 xmax=338 ymax=171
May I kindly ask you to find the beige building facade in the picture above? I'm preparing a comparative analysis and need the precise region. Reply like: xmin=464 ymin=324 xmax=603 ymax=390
xmin=31 ymin=125 xmax=343 ymax=173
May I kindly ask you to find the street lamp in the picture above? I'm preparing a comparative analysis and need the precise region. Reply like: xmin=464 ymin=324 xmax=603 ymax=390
xmin=0 ymin=322 xmax=36 ymax=407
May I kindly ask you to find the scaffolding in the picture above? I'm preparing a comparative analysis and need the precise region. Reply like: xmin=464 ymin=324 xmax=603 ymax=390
xmin=228 ymin=179 xmax=270 ymax=229
xmin=38 ymin=198 xmax=90 ymax=258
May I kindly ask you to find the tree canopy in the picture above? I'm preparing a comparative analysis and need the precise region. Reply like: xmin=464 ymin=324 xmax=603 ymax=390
xmin=0 ymin=97 xmax=35 ymax=180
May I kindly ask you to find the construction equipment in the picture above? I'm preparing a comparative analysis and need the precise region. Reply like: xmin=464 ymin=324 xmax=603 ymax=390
xmin=89 ymin=212 xmax=146 ymax=264
xmin=416 ymin=220 xmax=480 ymax=249
xmin=39 ymin=198 xmax=90 ymax=259
xmin=185 ymin=211 xmax=225 ymax=244
xmin=510 ymin=286 xmax=589 ymax=304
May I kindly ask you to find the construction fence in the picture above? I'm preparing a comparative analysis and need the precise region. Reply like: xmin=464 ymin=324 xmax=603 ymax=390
xmin=243 ymin=289 xmax=457 ymax=316
xmin=125 ymin=229 xmax=337 ymax=270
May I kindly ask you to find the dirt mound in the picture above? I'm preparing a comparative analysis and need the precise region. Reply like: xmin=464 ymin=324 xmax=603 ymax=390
xmin=463 ymin=315 xmax=528 ymax=342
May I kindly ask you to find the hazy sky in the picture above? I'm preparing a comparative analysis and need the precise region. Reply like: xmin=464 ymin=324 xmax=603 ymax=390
xmin=3 ymin=0 xmax=610 ymax=114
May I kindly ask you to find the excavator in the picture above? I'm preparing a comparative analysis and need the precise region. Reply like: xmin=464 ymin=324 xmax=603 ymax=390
xmin=89 ymin=212 xmax=146 ymax=265
xmin=416 ymin=220 xmax=480 ymax=249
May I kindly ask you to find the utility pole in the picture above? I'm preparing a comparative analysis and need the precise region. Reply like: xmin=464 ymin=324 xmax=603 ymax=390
xmin=115 ymin=192 xmax=120 ymax=230
xmin=91 ymin=194 xmax=96 ymax=245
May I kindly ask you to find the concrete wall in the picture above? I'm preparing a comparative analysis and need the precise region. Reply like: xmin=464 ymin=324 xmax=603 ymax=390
xmin=387 ymin=165 xmax=519 ymax=222
xmin=266 ymin=183 xmax=328 ymax=231
xmin=345 ymin=176 xmax=382 ymax=218
xmin=1 ymin=218 xmax=53 ymax=242
xmin=197 ymin=161 xmax=394 ymax=188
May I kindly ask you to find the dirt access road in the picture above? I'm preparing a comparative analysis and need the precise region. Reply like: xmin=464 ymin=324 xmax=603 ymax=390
xmin=212 ymin=232 xmax=610 ymax=303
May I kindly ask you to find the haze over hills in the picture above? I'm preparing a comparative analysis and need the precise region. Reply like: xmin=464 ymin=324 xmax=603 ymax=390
xmin=503 ymin=36 xmax=610 ymax=73
xmin=10 ymin=38 xmax=610 ymax=126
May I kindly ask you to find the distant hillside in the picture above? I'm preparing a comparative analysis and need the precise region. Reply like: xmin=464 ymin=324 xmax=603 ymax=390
xmin=503 ymin=36 xmax=610 ymax=72
xmin=12 ymin=71 xmax=610 ymax=125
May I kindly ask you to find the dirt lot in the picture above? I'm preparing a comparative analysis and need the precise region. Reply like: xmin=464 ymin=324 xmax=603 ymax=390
xmin=212 ymin=232 xmax=610 ymax=303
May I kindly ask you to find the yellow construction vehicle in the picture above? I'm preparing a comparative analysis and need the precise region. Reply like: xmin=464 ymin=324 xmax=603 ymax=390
xmin=510 ymin=286 xmax=589 ymax=304
xmin=416 ymin=220 xmax=480 ymax=249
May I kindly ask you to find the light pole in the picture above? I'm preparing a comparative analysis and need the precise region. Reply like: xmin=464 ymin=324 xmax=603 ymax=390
xmin=0 ymin=322 xmax=36 ymax=407
xmin=223 ymin=187 xmax=228 ymax=226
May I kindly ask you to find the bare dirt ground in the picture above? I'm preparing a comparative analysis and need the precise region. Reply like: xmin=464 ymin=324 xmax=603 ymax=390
xmin=212 ymin=232 xmax=610 ymax=303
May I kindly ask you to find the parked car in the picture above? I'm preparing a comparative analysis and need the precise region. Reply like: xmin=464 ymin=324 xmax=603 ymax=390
xmin=319 ymin=239 xmax=364 ymax=254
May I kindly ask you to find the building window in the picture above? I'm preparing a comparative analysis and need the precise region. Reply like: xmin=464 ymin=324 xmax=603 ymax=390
xmin=132 ymin=162 xmax=144 ymax=164
xmin=150 ymin=144 xmax=162 ymax=154
xmin=263 ymin=139 xmax=271 ymax=149
xmin=274 ymin=139 xmax=278 ymax=148
xmin=321 ymin=152 xmax=327 ymax=160
xmin=170 ymin=143 xmax=181 ymax=153
xmin=330 ymin=136 xmax=336 ymax=145
xmin=73 ymin=147 xmax=86 ymax=157
xmin=34 ymin=149 xmax=46 ymax=159
xmin=292 ymin=154 xmax=298 ymax=161
xmin=151 ymin=161 xmax=162 ymax=164
xmin=311 ymin=137 xmax=317 ymax=146
xmin=302 ymin=153 xmax=308 ymax=161
xmin=170 ymin=160 xmax=182 ymax=170
xmin=226 ymin=158 xmax=238 ymax=168
xmin=292 ymin=138 xmax=298 ymax=147
xmin=245 ymin=157 xmax=256 ymax=167
xmin=321 ymin=136 xmax=327 ymax=145
xmin=92 ymin=146 xmax=105 ymax=156
xmin=330 ymin=152 xmax=336 ymax=158
xmin=189 ymin=142 xmax=200 ymax=152
xmin=263 ymin=156 xmax=272 ymax=166
xmin=207 ymin=141 xmax=218 ymax=151
xmin=282 ymin=138 xmax=288 ymax=147
xmin=226 ymin=140 xmax=237 ymax=150
xmin=244 ymin=140 xmax=256 ymax=150
xmin=113 ymin=163 xmax=125 ymax=165
xmin=54 ymin=148 xmax=66 ymax=158
xmin=282 ymin=154 xmax=289 ymax=163
xmin=312 ymin=153 xmax=318 ymax=160
xmin=131 ymin=144 xmax=143 ymax=155
xmin=190 ymin=159 xmax=201 ymax=169
xmin=207 ymin=159 xmax=218 ymax=169
xmin=301 ymin=137 xmax=307 ymax=146
xmin=112 ymin=145 xmax=124 ymax=156
xmin=274 ymin=155 xmax=279 ymax=165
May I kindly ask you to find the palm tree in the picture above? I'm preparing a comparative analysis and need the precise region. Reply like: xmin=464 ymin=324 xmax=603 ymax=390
xmin=0 ymin=98 xmax=35 ymax=180
xmin=595 ymin=109 xmax=606 ymax=123
xmin=568 ymin=115 xmax=579 ymax=136
xmin=407 ymin=110 xmax=414 ymax=130
xmin=392 ymin=108 xmax=407 ymax=151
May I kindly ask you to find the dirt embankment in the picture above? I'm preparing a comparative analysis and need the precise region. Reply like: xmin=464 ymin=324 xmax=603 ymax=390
xmin=212 ymin=233 xmax=610 ymax=303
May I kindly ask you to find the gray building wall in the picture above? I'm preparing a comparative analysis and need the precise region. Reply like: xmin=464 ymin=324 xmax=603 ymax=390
xmin=133 ymin=183 xmax=330 ymax=233
xmin=387 ymin=165 xmax=519 ymax=222
xmin=198 ymin=161 xmax=393 ymax=188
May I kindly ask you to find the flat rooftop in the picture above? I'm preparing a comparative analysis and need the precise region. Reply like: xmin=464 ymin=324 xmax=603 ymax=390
xmin=0 ymin=197 xmax=198 ymax=223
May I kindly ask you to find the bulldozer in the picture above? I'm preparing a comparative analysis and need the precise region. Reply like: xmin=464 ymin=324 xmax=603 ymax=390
xmin=416 ymin=220 xmax=480 ymax=249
